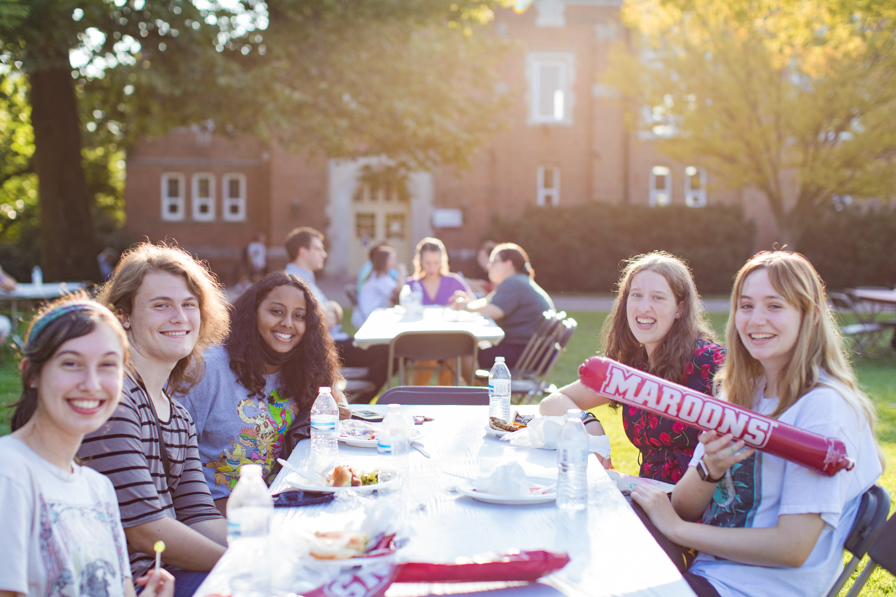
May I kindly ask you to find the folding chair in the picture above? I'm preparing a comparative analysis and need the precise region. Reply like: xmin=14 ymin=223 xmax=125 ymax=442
xmin=387 ymin=330 xmax=479 ymax=387
xmin=376 ymin=385 xmax=489 ymax=405
xmin=511 ymin=317 xmax=577 ymax=403
xmin=474 ymin=309 xmax=566 ymax=384
xmin=829 ymin=293 xmax=889 ymax=358
xmin=826 ymin=483 xmax=891 ymax=597
xmin=844 ymin=509 xmax=896 ymax=596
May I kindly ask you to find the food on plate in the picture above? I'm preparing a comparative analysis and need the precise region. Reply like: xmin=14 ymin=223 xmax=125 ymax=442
xmin=310 ymin=531 xmax=369 ymax=559
xmin=489 ymin=417 xmax=525 ymax=432
xmin=325 ymin=465 xmax=380 ymax=487
xmin=514 ymin=412 xmax=534 ymax=426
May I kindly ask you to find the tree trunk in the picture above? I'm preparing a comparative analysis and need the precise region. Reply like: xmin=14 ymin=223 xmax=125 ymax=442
xmin=29 ymin=64 xmax=100 ymax=282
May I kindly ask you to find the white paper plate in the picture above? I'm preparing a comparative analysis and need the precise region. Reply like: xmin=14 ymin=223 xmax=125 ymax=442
xmin=284 ymin=471 xmax=398 ymax=494
xmin=310 ymin=549 xmax=399 ymax=568
xmin=456 ymin=476 xmax=557 ymax=505
xmin=339 ymin=428 xmax=423 ymax=448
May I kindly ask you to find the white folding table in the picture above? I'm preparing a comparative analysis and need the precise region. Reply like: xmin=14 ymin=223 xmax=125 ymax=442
xmin=195 ymin=405 xmax=695 ymax=597
xmin=353 ymin=306 xmax=505 ymax=350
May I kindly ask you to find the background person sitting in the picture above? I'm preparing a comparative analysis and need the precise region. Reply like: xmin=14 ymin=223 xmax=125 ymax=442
xmin=351 ymin=246 xmax=407 ymax=329
xmin=182 ymin=272 xmax=349 ymax=514
xmin=451 ymin=242 xmax=554 ymax=378
xmin=465 ymin=240 xmax=496 ymax=296
xmin=0 ymin=264 xmax=17 ymax=347
xmin=356 ymin=240 xmax=400 ymax=294
xmin=403 ymin=237 xmax=472 ymax=385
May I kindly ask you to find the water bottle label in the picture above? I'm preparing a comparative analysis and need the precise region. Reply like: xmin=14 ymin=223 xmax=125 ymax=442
xmin=310 ymin=417 xmax=336 ymax=432
xmin=227 ymin=519 xmax=241 ymax=540
xmin=488 ymin=380 xmax=510 ymax=395
xmin=377 ymin=440 xmax=392 ymax=455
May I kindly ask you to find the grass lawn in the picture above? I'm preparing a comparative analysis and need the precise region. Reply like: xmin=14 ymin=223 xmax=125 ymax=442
xmin=1 ymin=309 xmax=894 ymax=595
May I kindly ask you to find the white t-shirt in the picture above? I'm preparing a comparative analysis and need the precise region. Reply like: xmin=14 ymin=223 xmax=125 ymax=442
xmin=0 ymin=436 xmax=131 ymax=597
xmin=688 ymin=377 xmax=882 ymax=597
xmin=352 ymin=273 xmax=398 ymax=328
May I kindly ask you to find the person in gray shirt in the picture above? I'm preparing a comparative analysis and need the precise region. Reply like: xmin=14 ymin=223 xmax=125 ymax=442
xmin=451 ymin=242 xmax=554 ymax=372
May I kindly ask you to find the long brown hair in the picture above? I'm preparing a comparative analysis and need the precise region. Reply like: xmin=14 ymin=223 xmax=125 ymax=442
xmin=602 ymin=251 xmax=715 ymax=383
xmin=98 ymin=242 xmax=229 ymax=396
xmin=12 ymin=294 xmax=128 ymax=431
xmin=226 ymin=272 xmax=339 ymax=411
xmin=715 ymin=251 xmax=877 ymax=426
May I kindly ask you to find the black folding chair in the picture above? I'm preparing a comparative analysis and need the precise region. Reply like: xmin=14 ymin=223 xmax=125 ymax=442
xmin=376 ymin=385 xmax=489 ymax=405
xmin=511 ymin=317 xmax=577 ymax=402
xmin=826 ymin=484 xmax=891 ymax=597
xmin=844 ymin=510 xmax=896 ymax=596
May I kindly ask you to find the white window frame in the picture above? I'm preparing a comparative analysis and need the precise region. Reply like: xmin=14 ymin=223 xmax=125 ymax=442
xmin=526 ymin=52 xmax=575 ymax=126
xmin=191 ymin=173 xmax=216 ymax=221
xmin=649 ymin=166 xmax=672 ymax=207
xmin=161 ymin=173 xmax=185 ymax=221
xmin=684 ymin=166 xmax=707 ymax=208
xmin=222 ymin=173 xmax=247 ymax=221
xmin=537 ymin=165 xmax=560 ymax=207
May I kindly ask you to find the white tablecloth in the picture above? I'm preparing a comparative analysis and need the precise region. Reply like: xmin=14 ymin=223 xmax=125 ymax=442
xmin=196 ymin=405 xmax=695 ymax=597
xmin=353 ymin=306 xmax=505 ymax=349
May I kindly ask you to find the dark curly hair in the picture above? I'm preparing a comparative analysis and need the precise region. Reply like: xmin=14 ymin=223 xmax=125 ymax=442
xmin=225 ymin=272 xmax=339 ymax=412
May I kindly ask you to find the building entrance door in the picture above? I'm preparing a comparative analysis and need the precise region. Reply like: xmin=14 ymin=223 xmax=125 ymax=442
xmin=349 ymin=181 xmax=412 ymax=278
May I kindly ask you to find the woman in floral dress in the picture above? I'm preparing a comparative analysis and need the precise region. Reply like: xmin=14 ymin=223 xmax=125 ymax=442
xmin=540 ymin=251 xmax=725 ymax=484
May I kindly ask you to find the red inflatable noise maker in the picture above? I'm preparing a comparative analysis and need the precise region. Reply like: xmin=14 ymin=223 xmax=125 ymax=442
xmin=578 ymin=356 xmax=854 ymax=477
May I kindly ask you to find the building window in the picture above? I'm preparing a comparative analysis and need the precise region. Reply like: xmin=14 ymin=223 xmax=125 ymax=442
xmin=527 ymin=53 xmax=575 ymax=125
xmin=684 ymin=166 xmax=707 ymax=207
xmin=649 ymin=166 xmax=671 ymax=207
xmin=222 ymin=173 xmax=246 ymax=221
xmin=192 ymin=173 xmax=215 ymax=221
xmin=161 ymin=173 xmax=185 ymax=221
xmin=537 ymin=165 xmax=560 ymax=207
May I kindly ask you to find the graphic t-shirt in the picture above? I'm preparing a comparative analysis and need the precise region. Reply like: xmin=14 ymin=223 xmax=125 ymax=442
xmin=688 ymin=376 xmax=882 ymax=597
xmin=181 ymin=345 xmax=303 ymax=497
xmin=0 ymin=436 xmax=131 ymax=597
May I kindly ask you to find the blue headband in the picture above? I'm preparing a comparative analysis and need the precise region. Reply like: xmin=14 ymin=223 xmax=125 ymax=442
xmin=26 ymin=303 xmax=104 ymax=351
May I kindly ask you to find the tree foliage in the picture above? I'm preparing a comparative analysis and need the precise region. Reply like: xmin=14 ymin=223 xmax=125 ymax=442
xmin=0 ymin=0 xmax=508 ymax=279
xmin=607 ymin=0 xmax=896 ymax=247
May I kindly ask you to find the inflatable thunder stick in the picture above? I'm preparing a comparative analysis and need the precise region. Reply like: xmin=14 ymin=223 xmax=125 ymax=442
xmin=579 ymin=357 xmax=854 ymax=476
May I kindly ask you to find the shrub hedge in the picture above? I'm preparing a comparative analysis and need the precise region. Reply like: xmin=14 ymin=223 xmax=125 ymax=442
xmin=480 ymin=203 xmax=756 ymax=295
xmin=800 ymin=205 xmax=896 ymax=291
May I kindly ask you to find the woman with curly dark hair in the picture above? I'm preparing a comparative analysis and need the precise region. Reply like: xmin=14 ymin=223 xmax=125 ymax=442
xmin=181 ymin=272 xmax=348 ymax=512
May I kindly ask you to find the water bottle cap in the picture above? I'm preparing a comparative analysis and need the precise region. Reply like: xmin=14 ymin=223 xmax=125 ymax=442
xmin=566 ymin=408 xmax=582 ymax=416
xmin=319 ymin=386 xmax=331 ymax=394
xmin=495 ymin=357 xmax=505 ymax=363
xmin=387 ymin=403 xmax=400 ymax=411
xmin=240 ymin=463 xmax=263 ymax=477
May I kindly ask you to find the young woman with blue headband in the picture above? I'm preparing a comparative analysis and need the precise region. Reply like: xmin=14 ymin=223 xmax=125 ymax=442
xmin=0 ymin=297 xmax=174 ymax=597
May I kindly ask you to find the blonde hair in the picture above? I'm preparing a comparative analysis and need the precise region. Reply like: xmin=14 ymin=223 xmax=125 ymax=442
xmin=412 ymin=237 xmax=450 ymax=279
xmin=716 ymin=251 xmax=877 ymax=427
xmin=98 ymin=242 xmax=229 ymax=396
xmin=602 ymin=251 xmax=715 ymax=383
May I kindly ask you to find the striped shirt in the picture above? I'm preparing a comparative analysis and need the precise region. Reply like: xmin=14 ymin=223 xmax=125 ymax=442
xmin=79 ymin=373 xmax=223 ymax=578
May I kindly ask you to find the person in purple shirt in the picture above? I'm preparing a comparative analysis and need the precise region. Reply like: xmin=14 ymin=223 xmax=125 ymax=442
xmin=404 ymin=237 xmax=471 ymax=306
xmin=404 ymin=237 xmax=472 ymax=384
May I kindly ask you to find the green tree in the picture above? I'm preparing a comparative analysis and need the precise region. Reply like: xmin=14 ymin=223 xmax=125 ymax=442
xmin=607 ymin=0 xmax=896 ymax=248
xmin=0 ymin=0 xmax=507 ymax=280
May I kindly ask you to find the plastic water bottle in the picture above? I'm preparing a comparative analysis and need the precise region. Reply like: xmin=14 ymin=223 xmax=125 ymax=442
xmin=399 ymin=284 xmax=412 ymax=310
xmin=310 ymin=386 xmax=339 ymax=471
xmin=410 ymin=281 xmax=424 ymax=315
xmin=377 ymin=404 xmax=411 ymax=490
xmin=227 ymin=464 xmax=272 ymax=596
xmin=31 ymin=266 xmax=42 ymax=286
xmin=488 ymin=356 xmax=512 ymax=422
xmin=556 ymin=409 xmax=589 ymax=511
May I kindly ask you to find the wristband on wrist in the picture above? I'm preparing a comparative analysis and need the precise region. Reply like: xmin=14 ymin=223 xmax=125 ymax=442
xmin=580 ymin=411 xmax=601 ymax=426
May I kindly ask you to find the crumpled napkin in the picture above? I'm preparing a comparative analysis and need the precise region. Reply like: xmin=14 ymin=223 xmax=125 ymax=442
xmin=475 ymin=461 xmax=530 ymax=496
xmin=501 ymin=416 xmax=612 ymax=459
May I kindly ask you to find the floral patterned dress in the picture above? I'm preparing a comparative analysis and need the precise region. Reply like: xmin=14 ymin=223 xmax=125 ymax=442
xmin=621 ymin=339 xmax=726 ymax=484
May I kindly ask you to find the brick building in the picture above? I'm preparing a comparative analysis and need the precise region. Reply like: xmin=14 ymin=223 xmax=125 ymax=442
xmin=124 ymin=0 xmax=775 ymax=285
